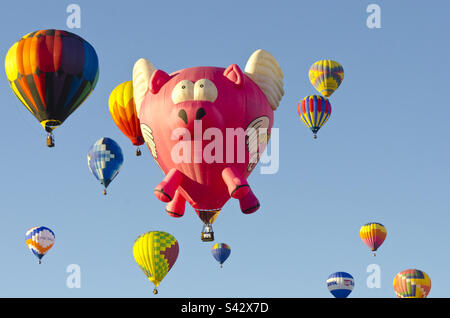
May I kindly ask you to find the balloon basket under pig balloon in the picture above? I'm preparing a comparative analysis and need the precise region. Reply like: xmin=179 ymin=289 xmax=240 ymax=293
xmin=132 ymin=49 xmax=284 ymax=241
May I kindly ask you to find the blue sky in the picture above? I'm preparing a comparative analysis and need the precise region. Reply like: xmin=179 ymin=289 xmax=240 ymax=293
xmin=0 ymin=0 xmax=448 ymax=297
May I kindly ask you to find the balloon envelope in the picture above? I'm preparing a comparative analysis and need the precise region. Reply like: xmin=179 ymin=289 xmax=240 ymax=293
xmin=133 ymin=231 xmax=179 ymax=293
xmin=87 ymin=137 xmax=124 ymax=190
xmin=5 ymin=29 xmax=99 ymax=134
xmin=393 ymin=269 xmax=431 ymax=298
xmin=326 ymin=272 xmax=354 ymax=298
xmin=212 ymin=243 xmax=231 ymax=266
xmin=308 ymin=60 xmax=343 ymax=97
xmin=109 ymin=81 xmax=144 ymax=147
xmin=360 ymin=222 xmax=387 ymax=254
xmin=25 ymin=226 xmax=55 ymax=263
xmin=298 ymin=95 xmax=331 ymax=138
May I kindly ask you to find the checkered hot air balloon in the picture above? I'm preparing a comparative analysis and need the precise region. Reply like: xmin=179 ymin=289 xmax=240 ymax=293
xmin=133 ymin=231 xmax=179 ymax=294
xmin=25 ymin=226 xmax=55 ymax=264
xmin=326 ymin=272 xmax=354 ymax=298
xmin=298 ymin=95 xmax=331 ymax=139
xmin=360 ymin=222 xmax=387 ymax=256
xmin=393 ymin=269 xmax=431 ymax=298
xmin=87 ymin=137 xmax=124 ymax=195
xmin=308 ymin=60 xmax=344 ymax=98
xmin=211 ymin=243 xmax=231 ymax=268
xmin=109 ymin=81 xmax=144 ymax=156
xmin=5 ymin=29 xmax=99 ymax=147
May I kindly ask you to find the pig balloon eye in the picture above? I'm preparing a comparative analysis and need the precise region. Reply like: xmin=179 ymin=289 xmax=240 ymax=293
xmin=194 ymin=79 xmax=217 ymax=102
xmin=172 ymin=80 xmax=194 ymax=104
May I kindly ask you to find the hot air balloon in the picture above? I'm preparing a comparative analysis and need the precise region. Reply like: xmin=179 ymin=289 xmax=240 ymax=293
xmin=360 ymin=222 xmax=387 ymax=256
xmin=309 ymin=60 xmax=344 ymax=98
xmin=133 ymin=231 xmax=179 ymax=294
xmin=87 ymin=137 xmax=124 ymax=195
xmin=393 ymin=269 xmax=431 ymax=298
xmin=25 ymin=226 xmax=55 ymax=264
xmin=212 ymin=243 xmax=231 ymax=268
xmin=109 ymin=81 xmax=144 ymax=156
xmin=326 ymin=272 xmax=354 ymax=298
xmin=5 ymin=29 xmax=99 ymax=147
xmin=132 ymin=49 xmax=284 ymax=241
xmin=298 ymin=95 xmax=331 ymax=139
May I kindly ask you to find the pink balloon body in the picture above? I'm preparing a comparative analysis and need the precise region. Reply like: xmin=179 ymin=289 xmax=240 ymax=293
xmin=139 ymin=64 xmax=273 ymax=218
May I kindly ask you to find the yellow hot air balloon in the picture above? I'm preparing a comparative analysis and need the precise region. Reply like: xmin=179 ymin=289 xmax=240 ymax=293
xmin=359 ymin=222 xmax=387 ymax=256
xmin=109 ymin=81 xmax=144 ymax=156
xmin=132 ymin=231 xmax=179 ymax=294
xmin=309 ymin=60 xmax=344 ymax=97
xmin=393 ymin=269 xmax=431 ymax=298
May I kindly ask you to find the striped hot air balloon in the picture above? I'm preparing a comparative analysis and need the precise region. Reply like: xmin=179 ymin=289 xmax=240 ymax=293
xmin=326 ymin=272 xmax=354 ymax=298
xmin=360 ymin=222 xmax=387 ymax=256
xmin=298 ymin=95 xmax=331 ymax=139
xmin=212 ymin=243 xmax=231 ymax=268
xmin=133 ymin=231 xmax=179 ymax=294
xmin=393 ymin=269 xmax=431 ymax=298
xmin=25 ymin=226 xmax=55 ymax=264
xmin=309 ymin=60 xmax=344 ymax=98
xmin=87 ymin=137 xmax=124 ymax=195
xmin=5 ymin=29 xmax=99 ymax=147
xmin=109 ymin=81 xmax=144 ymax=156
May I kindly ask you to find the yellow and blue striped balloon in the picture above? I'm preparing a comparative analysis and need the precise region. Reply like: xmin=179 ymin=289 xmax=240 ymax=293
xmin=297 ymin=95 xmax=332 ymax=139
xmin=309 ymin=60 xmax=344 ymax=97
xmin=212 ymin=243 xmax=231 ymax=268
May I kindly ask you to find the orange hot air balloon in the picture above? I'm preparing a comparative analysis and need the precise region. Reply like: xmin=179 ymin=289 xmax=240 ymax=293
xmin=109 ymin=81 xmax=144 ymax=156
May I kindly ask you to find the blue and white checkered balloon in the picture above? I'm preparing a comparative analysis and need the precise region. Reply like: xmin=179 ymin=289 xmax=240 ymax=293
xmin=88 ymin=137 xmax=124 ymax=193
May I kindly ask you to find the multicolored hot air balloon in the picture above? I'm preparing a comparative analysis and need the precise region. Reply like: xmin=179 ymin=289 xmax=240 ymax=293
xmin=87 ymin=137 xmax=124 ymax=195
xmin=133 ymin=231 xmax=179 ymax=294
xmin=109 ymin=81 xmax=144 ymax=156
xmin=25 ymin=226 xmax=55 ymax=264
xmin=298 ymin=95 xmax=331 ymax=139
xmin=393 ymin=269 xmax=431 ymax=298
xmin=326 ymin=272 xmax=354 ymax=298
xmin=132 ymin=49 xmax=284 ymax=241
xmin=212 ymin=243 xmax=231 ymax=268
xmin=360 ymin=222 xmax=387 ymax=256
xmin=5 ymin=29 xmax=99 ymax=147
xmin=309 ymin=60 xmax=344 ymax=98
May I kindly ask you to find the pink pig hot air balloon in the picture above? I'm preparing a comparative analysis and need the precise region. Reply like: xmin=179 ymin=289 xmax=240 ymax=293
xmin=132 ymin=49 xmax=284 ymax=241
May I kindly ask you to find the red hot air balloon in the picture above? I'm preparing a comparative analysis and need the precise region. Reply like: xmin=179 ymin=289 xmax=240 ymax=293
xmin=132 ymin=49 xmax=284 ymax=241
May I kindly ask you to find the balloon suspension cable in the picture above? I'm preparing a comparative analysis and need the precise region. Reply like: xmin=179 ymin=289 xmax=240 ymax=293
xmin=153 ymin=288 xmax=158 ymax=295
xmin=46 ymin=133 xmax=55 ymax=148
xmin=136 ymin=147 xmax=142 ymax=156
xmin=103 ymin=188 xmax=107 ymax=195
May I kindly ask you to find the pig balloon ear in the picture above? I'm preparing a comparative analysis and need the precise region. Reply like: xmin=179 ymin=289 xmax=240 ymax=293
xmin=150 ymin=70 xmax=171 ymax=94
xmin=223 ymin=64 xmax=244 ymax=87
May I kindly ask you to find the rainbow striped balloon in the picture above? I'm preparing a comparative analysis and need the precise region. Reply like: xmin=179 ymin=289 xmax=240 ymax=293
xmin=309 ymin=60 xmax=344 ymax=97
xmin=25 ymin=226 xmax=55 ymax=264
xmin=298 ymin=95 xmax=331 ymax=139
xmin=360 ymin=222 xmax=387 ymax=256
xmin=393 ymin=269 xmax=431 ymax=298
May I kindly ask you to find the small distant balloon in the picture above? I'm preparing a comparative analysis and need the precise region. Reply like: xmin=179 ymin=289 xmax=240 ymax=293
xmin=109 ymin=81 xmax=144 ymax=156
xmin=25 ymin=226 xmax=55 ymax=264
xmin=308 ymin=60 xmax=344 ymax=97
xmin=360 ymin=222 xmax=387 ymax=256
xmin=326 ymin=272 xmax=354 ymax=298
xmin=211 ymin=243 xmax=231 ymax=268
xmin=298 ymin=95 xmax=331 ymax=139
xmin=133 ymin=231 xmax=179 ymax=295
xmin=393 ymin=269 xmax=431 ymax=298
xmin=87 ymin=137 xmax=124 ymax=195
